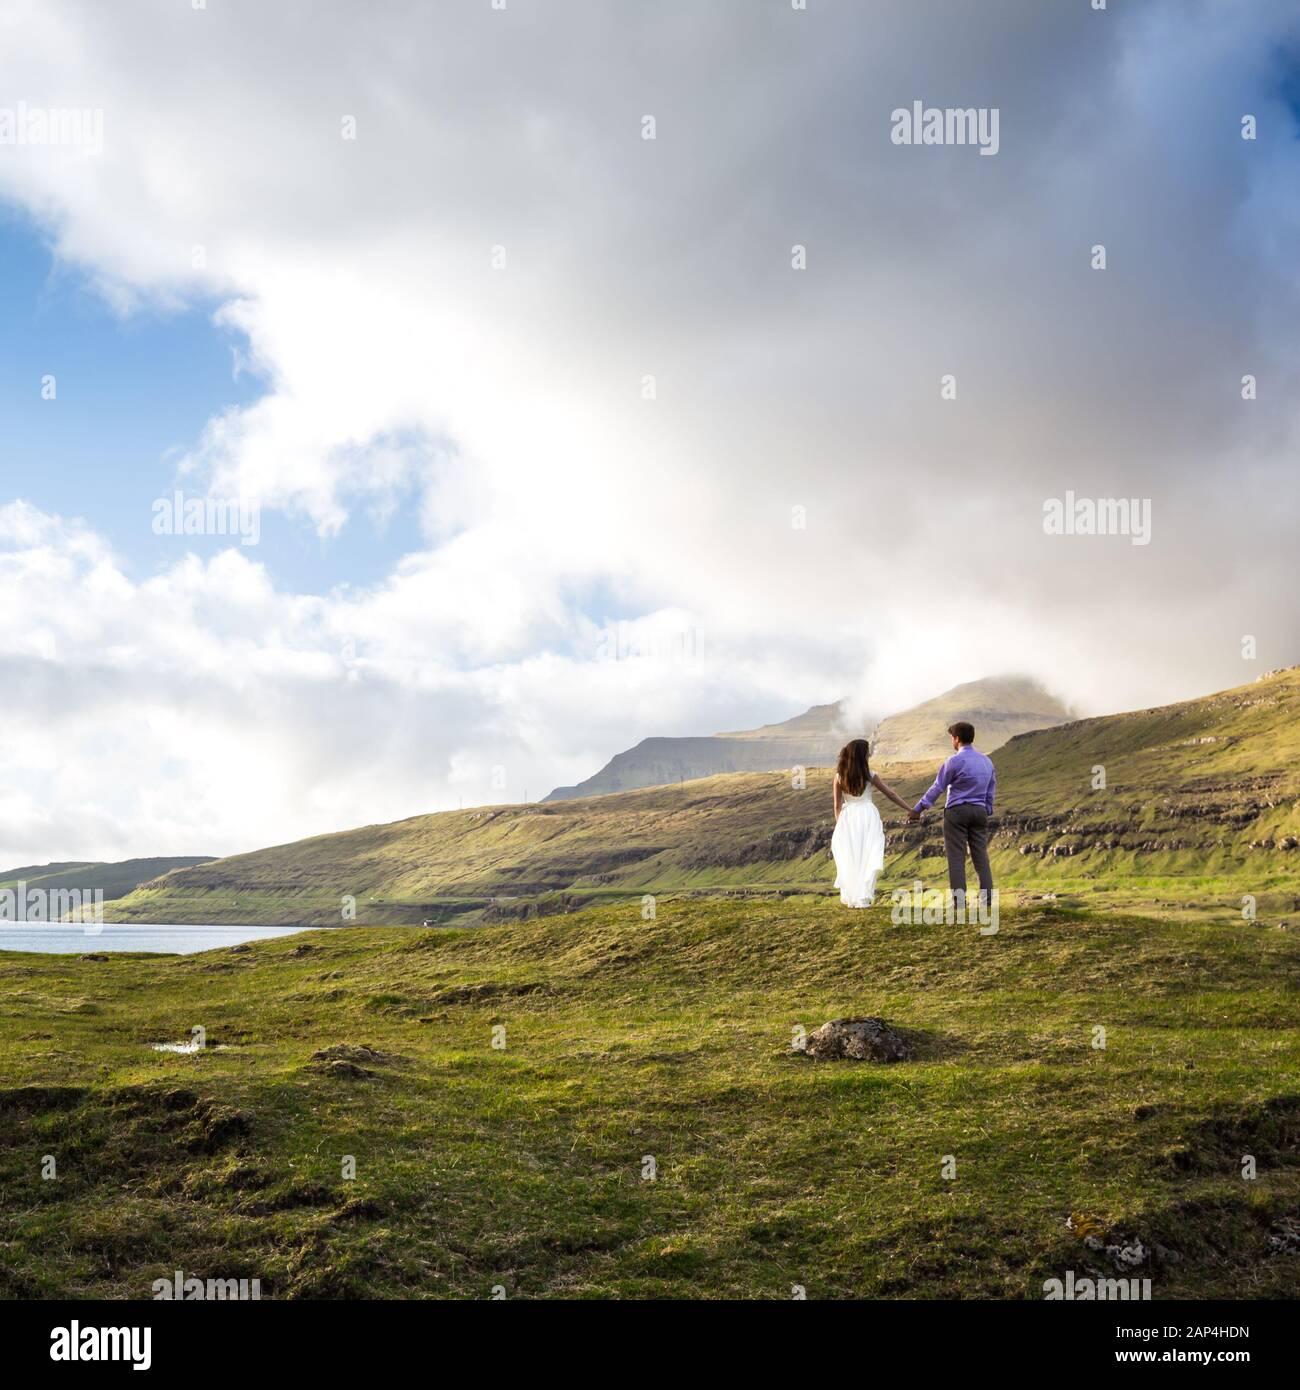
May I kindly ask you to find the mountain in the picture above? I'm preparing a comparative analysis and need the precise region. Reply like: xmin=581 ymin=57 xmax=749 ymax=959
xmin=544 ymin=701 xmax=859 ymax=801
xmin=104 ymin=668 xmax=1300 ymax=928
xmin=0 ymin=856 xmax=215 ymax=902
xmin=870 ymin=675 xmax=1072 ymax=761
xmin=545 ymin=674 xmax=1069 ymax=802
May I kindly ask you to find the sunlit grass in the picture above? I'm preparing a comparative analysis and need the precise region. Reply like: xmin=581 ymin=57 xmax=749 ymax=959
xmin=1 ymin=896 xmax=1297 ymax=1299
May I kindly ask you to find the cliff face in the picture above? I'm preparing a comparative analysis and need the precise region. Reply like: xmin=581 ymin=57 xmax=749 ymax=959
xmin=544 ymin=704 xmax=859 ymax=802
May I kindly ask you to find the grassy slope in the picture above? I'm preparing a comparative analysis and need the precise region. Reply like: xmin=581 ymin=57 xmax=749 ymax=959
xmin=1 ymin=897 xmax=1297 ymax=1299
xmin=106 ymin=670 xmax=1300 ymax=928
xmin=985 ymin=668 xmax=1300 ymax=916
xmin=0 ymin=858 xmax=214 ymax=902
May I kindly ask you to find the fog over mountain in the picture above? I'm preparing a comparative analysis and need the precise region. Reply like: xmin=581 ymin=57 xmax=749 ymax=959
xmin=869 ymin=677 xmax=1072 ymax=763
xmin=545 ymin=675 xmax=1070 ymax=800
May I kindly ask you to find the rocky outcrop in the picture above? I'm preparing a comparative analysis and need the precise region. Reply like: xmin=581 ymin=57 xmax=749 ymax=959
xmin=680 ymin=824 xmax=833 ymax=870
xmin=793 ymin=1017 xmax=913 ymax=1062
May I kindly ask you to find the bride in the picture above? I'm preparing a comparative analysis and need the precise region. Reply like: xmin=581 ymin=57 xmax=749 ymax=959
xmin=831 ymin=738 xmax=913 ymax=908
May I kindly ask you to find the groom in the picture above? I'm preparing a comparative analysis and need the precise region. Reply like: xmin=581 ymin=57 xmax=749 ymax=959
xmin=907 ymin=721 xmax=995 ymax=907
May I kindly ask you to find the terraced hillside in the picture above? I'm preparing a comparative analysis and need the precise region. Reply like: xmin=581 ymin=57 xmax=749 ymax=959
xmin=105 ymin=669 xmax=1300 ymax=928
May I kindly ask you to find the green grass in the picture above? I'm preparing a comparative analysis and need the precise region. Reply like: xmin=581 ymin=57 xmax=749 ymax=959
xmin=2 ymin=897 xmax=1298 ymax=1299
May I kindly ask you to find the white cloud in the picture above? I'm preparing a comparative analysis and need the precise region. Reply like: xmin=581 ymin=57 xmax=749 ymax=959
xmin=0 ymin=502 xmax=826 ymax=860
xmin=0 ymin=0 xmax=1297 ymax=861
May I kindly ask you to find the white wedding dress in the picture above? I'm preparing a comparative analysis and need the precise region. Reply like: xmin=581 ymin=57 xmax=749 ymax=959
xmin=832 ymin=787 xmax=886 ymax=908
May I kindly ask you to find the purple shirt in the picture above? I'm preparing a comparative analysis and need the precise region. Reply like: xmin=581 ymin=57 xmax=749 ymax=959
xmin=915 ymin=745 xmax=996 ymax=815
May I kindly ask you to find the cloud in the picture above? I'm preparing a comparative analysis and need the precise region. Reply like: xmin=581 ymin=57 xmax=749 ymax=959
xmin=0 ymin=1 xmax=1297 ymax=859
xmin=0 ymin=501 xmax=825 ymax=860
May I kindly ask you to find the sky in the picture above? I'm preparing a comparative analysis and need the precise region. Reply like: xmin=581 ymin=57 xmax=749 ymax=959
xmin=0 ymin=0 xmax=1298 ymax=865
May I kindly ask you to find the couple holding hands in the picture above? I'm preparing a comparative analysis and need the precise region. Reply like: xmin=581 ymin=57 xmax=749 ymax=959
xmin=830 ymin=721 xmax=996 ymax=910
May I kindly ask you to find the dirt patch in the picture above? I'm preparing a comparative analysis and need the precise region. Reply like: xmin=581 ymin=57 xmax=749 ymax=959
xmin=0 ymin=1085 xmax=86 ymax=1112
xmin=242 ymin=1182 xmax=339 ymax=1215
xmin=189 ymin=1104 xmax=252 ymax=1153
xmin=319 ymin=1059 xmax=374 ymax=1080
xmin=108 ymin=1086 xmax=200 ymax=1112
xmin=1150 ymin=1094 xmax=1300 ymax=1174
xmin=105 ymin=1085 xmax=251 ymax=1155
xmin=426 ymin=981 xmax=546 ymax=1007
xmin=1047 ymin=1194 xmax=1300 ymax=1297
xmin=310 ymin=1043 xmax=403 ymax=1066
xmin=331 ymin=1197 xmax=387 ymax=1223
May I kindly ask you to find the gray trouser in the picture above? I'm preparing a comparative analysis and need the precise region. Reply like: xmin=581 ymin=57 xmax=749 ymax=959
xmin=943 ymin=804 xmax=993 ymax=899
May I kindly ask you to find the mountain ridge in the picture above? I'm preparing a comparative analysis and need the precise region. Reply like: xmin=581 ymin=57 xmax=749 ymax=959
xmin=545 ymin=673 xmax=1069 ymax=801
xmin=0 ymin=856 xmax=215 ymax=902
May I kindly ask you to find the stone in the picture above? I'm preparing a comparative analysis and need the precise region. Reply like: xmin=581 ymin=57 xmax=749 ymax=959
xmin=310 ymin=1043 xmax=404 ymax=1068
xmin=795 ymin=1017 xmax=913 ymax=1062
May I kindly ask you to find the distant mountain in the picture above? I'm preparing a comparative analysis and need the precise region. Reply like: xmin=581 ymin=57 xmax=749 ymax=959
xmin=0 ymin=856 xmax=215 ymax=902
xmin=104 ymin=667 xmax=1300 ymax=929
xmin=545 ymin=674 xmax=1071 ymax=801
xmin=870 ymin=676 xmax=1072 ymax=762
xmin=543 ymin=701 xmax=862 ymax=801
xmin=714 ymin=702 xmax=849 ymax=741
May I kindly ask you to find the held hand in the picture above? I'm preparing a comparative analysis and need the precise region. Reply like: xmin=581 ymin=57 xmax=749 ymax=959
xmin=907 ymin=808 xmax=921 ymax=823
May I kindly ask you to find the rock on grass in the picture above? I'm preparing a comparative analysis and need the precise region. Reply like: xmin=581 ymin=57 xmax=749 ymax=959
xmin=308 ymin=1043 xmax=413 ymax=1080
xmin=795 ymin=1017 xmax=913 ymax=1062
xmin=310 ymin=1043 xmax=406 ymax=1068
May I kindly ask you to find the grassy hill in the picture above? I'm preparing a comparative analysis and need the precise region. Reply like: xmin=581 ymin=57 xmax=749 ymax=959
xmin=0 ymin=857 xmax=214 ymax=903
xmin=871 ymin=675 xmax=1071 ymax=761
xmin=1 ymin=897 xmax=1297 ymax=1298
xmin=105 ymin=669 xmax=1300 ymax=929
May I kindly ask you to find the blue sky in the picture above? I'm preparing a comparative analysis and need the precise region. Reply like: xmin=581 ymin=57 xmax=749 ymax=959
xmin=0 ymin=212 xmax=424 ymax=595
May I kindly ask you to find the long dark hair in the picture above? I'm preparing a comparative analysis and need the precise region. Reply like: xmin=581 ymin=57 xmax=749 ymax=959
xmin=836 ymin=738 xmax=871 ymax=797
